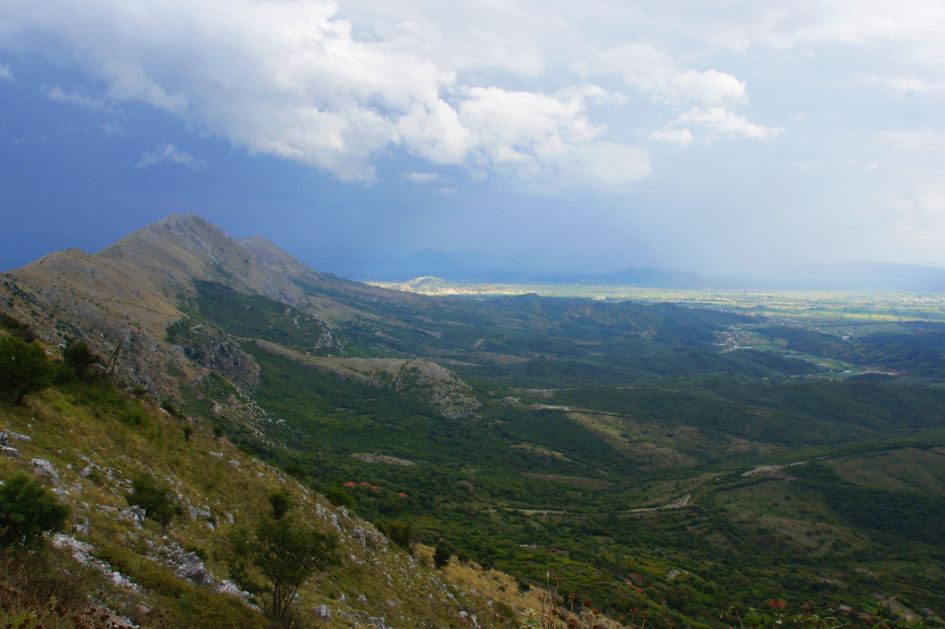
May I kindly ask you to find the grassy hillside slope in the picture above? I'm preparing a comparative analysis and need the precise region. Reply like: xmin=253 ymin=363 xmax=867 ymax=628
xmin=0 ymin=376 xmax=532 ymax=629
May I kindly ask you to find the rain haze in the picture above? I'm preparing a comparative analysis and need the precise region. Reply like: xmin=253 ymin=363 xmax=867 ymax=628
xmin=2 ymin=0 xmax=945 ymax=282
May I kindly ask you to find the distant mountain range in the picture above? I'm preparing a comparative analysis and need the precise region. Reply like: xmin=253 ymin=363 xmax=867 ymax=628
xmin=352 ymin=249 xmax=708 ymax=287
xmin=355 ymin=249 xmax=945 ymax=291
xmin=771 ymin=261 xmax=945 ymax=291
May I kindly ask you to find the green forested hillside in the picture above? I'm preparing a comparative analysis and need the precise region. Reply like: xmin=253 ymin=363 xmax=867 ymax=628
xmin=153 ymin=279 xmax=945 ymax=628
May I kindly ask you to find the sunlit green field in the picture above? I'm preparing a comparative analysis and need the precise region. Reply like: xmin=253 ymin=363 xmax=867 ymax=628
xmin=369 ymin=280 xmax=945 ymax=320
xmin=368 ymin=280 xmax=945 ymax=380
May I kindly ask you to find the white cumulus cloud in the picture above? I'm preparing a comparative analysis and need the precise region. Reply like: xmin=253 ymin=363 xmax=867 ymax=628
xmin=0 ymin=63 xmax=12 ymax=80
xmin=649 ymin=128 xmax=694 ymax=147
xmin=590 ymin=42 xmax=747 ymax=106
xmin=655 ymin=107 xmax=785 ymax=144
xmin=0 ymin=0 xmax=655 ymax=191
xmin=47 ymin=86 xmax=107 ymax=110
xmin=136 ymin=143 xmax=208 ymax=170
xmin=404 ymin=171 xmax=440 ymax=183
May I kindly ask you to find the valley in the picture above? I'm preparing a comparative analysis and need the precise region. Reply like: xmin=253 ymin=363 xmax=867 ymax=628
xmin=2 ymin=214 xmax=945 ymax=629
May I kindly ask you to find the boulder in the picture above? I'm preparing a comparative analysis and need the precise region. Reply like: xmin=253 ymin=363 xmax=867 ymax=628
xmin=31 ymin=458 xmax=61 ymax=487
xmin=168 ymin=548 xmax=212 ymax=586
xmin=313 ymin=605 xmax=331 ymax=623
xmin=122 ymin=506 xmax=146 ymax=528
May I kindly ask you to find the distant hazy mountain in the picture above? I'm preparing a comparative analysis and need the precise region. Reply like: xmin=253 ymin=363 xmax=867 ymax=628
xmin=775 ymin=262 xmax=945 ymax=291
xmin=355 ymin=249 xmax=708 ymax=287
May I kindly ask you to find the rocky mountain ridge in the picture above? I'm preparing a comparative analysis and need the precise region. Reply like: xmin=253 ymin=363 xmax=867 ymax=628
xmin=0 ymin=213 xmax=477 ymax=421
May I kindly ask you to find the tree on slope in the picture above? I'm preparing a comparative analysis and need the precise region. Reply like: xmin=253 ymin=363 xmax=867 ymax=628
xmin=254 ymin=517 xmax=338 ymax=624
xmin=126 ymin=472 xmax=180 ymax=534
xmin=0 ymin=335 xmax=53 ymax=406
xmin=0 ymin=472 xmax=70 ymax=548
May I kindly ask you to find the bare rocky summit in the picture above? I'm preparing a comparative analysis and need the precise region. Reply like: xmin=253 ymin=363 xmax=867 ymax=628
xmin=0 ymin=212 xmax=481 ymax=420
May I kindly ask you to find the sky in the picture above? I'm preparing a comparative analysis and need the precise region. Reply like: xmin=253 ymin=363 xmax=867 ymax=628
xmin=2 ymin=0 xmax=945 ymax=280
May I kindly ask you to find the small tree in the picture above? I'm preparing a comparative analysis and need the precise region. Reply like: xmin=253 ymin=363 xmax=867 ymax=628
xmin=383 ymin=520 xmax=413 ymax=549
xmin=0 ymin=335 xmax=53 ymax=406
xmin=254 ymin=517 xmax=338 ymax=624
xmin=0 ymin=472 xmax=70 ymax=548
xmin=268 ymin=489 xmax=293 ymax=520
xmin=324 ymin=480 xmax=355 ymax=508
xmin=433 ymin=541 xmax=452 ymax=568
xmin=126 ymin=472 xmax=180 ymax=534
xmin=62 ymin=340 xmax=101 ymax=380
xmin=182 ymin=425 xmax=194 ymax=442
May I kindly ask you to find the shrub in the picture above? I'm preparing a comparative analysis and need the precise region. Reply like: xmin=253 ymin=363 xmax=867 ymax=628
xmin=433 ymin=541 xmax=452 ymax=568
xmin=381 ymin=520 xmax=413 ymax=549
xmin=0 ymin=335 xmax=53 ymax=406
xmin=212 ymin=424 xmax=225 ymax=439
xmin=250 ymin=517 xmax=338 ymax=626
xmin=160 ymin=399 xmax=182 ymax=418
xmin=185 ymin=542 xmax=209 ymax=561
xmin=130 ymin=384 xmax=149 ymax=398
xmin=126 ymin=472 xmax=181 ymax=534
xmin=0 ymin=472 xmax=70 ymax=548
xmin=283 ymin=460 xmax=306 ymax=480
xmin=268 ymin=489 xmax=293 ymax=520
xmin=62 ymin=340 xmax=101 ymax=380
xmin=324 ymin=480 xmax=355 ymax=508
xmin=182 ymin=425 xmax=194 ymax=442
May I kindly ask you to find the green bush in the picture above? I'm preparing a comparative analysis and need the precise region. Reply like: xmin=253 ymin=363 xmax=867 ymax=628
xmin=160 ymin=399 xmax=182 ymax=418
xmin=62 ymin=340 xmax=101 ymax=380
xmin=184 ymin=542 xmax=209 ymax=561
xmin=130 ymin=384 xmax=149 ymax=398
xmin=0 ymin=335 xmax=53 ymax=406
xmin=268 ymin=489 xmax=293 ymax=520
xmin=433 ymin=541 xmax=451 ymax=568
xmin=126 ymin=472 xmax=181 ymax=534
xmin=254 ymin=517 xmax=338 ymax=625
xmin=381 ymin=520 xmax=413 ymax=549
xmin=0 ymin=472 xmax=70 ymax=548
xmin=324 ymin=480 xmax=356 ymax=508
xmin=283 ymin=460 xmax=306 ymax=480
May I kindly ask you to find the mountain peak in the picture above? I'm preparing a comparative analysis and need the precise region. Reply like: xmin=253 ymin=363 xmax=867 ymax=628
xmin=95 ymin=213 xmax=311 ymax=307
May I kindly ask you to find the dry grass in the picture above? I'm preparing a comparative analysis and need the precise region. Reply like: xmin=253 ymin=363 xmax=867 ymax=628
xmin=0 ymin=385 xmax=531 ymax=628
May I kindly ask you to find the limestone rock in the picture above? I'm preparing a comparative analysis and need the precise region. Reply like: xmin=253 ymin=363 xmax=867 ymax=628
xmin=168 ymin=548 xmax=212 ymax=586
xmin=31 ymin=458 xmax=61 ymax=487
xmin=122 ymin=506 xmax=146 ymax=528
xmin=313 ymin=605 xmax=331 ymax=623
